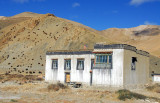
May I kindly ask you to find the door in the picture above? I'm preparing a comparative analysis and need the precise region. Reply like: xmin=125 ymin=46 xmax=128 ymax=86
xmin=65 ymin=73 xmax=70 ymax=83
xmin=90 ymin=59 xmax=94 ymax=86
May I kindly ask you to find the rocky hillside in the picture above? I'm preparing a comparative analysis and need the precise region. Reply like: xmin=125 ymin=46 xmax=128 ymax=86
xmin=0 ymin=12 xmax=41 ymax=30
xmin=101 ymin=25 xmax=160 ymax=57
xmin=0 ymin=12 xmax=160 ymax=75
xmin=0 ymin=12 xmax=113 ymax=75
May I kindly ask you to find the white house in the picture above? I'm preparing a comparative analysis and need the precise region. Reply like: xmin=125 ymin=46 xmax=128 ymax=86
xmin=45 ymin=44 xmax=149 ymax=87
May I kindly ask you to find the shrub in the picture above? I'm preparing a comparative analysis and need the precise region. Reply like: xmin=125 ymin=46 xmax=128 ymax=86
xmin=10 ymin=99 xmax=18 ymax=102
xmin=57 ymin=82 xmax=68 ymax=89
xmin=146 ymin=83 xmax=160 ymax=93
xmin=116 ymin=89 xmax=147 ymax=101
xmin=47 ymin=84 xmax=59 ymax=91
xmin=47 ymin=83 xmax=68 ymax=91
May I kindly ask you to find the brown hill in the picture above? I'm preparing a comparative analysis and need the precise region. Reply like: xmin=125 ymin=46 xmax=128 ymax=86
xmin=101 ymin=25 xmax=160 ymax=57
xmin=0 ymin=12 xmax=160 ymax=75
xmin=0 ymin=13 xmax=114 ymax=75
xmin=0 ymin=12 xmax=41 ymax=30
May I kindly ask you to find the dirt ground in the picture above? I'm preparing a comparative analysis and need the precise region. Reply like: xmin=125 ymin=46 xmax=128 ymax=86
xmin=0 ymin=74 xmax=160 ymax=103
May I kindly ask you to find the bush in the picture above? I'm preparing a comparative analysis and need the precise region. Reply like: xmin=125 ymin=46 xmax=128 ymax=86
xmin=146 ymin=83 xmax=160 ymax=93
xmin=47 ymin=83 xmax=68 ymax=91
xmin=57 ymin=82 xmax=68 ymax=89
xmin=116 ymin=89 xmax=146 ymax=101
xmin=47 ymin=84 xmax=59 ymax=91
xmin=10 ymin=99 xmax=18 ymax=102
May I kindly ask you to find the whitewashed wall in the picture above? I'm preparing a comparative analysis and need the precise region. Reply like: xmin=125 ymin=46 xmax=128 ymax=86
xmin=92 ymin=49 xmax=124 ymax=87
xmin=123 ymin=50 xmax=149 ymax=86
xmin=45 ymin=48 xmax=149 ymax=87
xmin=45 ymin=54 xmax=94 ymax=84
xmin=152 ymin=75 xmax=160 ymax=82
xmin=45 ymin=49 xmax=124 ymax=86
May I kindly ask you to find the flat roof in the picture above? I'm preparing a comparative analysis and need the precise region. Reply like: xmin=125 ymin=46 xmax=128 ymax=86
xmin=46 ymin=51 xmax=93 ymax=55
xmin=46 ymin=44 xmax=149 ymax=57
xmin=94 ymin=44 xmax=149 ymax=57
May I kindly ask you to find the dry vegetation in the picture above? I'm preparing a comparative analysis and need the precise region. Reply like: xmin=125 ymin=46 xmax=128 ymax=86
xmin=0 ymin=74 xmax=43 ymax=84
xmin=0 ymin=74 xmax=159 ymax=103
xmin=47 ymin=82 xmax=68 ymax=91
xmin=116 ymin=89 xmax=147 ymax=101
xmin=146 ymin=83 xmax=160 ymax=93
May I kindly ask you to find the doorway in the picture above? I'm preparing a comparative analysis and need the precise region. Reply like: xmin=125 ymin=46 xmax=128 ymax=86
xmin=65 ymin=73 xmax=70 ymax=83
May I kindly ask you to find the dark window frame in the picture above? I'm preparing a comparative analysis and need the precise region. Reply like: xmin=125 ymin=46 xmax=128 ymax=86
xmin=51 ymin=59 xmax=58 ymax=69
xmin=64 ymin=59 xmax=71 ymax=70
xmin=77 ymin=59 xmax=84 ymax=70
xmin=94 ymin=53 xmax=113 ymax=69
xmin=131 ymin=57 xmax=137 ymax=70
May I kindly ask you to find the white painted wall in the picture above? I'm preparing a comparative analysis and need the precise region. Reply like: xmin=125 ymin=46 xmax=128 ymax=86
xmin=92 ymin=49 xmax=124 ymax=87
xmin=45 ymin=49 xmax=124 ymax=86
xmin=123 ymin=50 xmax=149 ymax=86
xmin=152 ymin=75 xmax=160 ymax=82
xmin=45 ymin=54 xmax=94 ymax=84
xmin=45 ymin=48 xmax=149 ymax=87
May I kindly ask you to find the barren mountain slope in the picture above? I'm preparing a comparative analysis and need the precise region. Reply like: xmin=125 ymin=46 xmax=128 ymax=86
xmin=0 ymin=12 xmax=41 ymax=30
xmin=101 ymin=25 xmax=160 ymax=57
xmin=0 ymin=13 xmax=114 ymax=74
xmin=0 ymin=16 xmax=5 ymax=19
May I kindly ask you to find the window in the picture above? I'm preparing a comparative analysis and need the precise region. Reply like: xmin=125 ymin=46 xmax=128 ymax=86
xmin=64 ymin=59 xmax=71 ymax=70
xmin=52 ymin=59 xmax=58 ymax=69
xmin=77 ymin=59 xmax=84 ymax=70
xmin=93 ymin=54 xmax=112 ymax=69
xmin=109 ymin=55 xmax=112 ymax=64
xmin=131 ymin=57 xmax=137 ymax=70
xmin=96 ymin=55 xmax=107 ymax=63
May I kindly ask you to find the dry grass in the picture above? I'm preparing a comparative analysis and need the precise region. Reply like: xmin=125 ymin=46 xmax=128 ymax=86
xmin=116 ymin=89 xmax=147 ymax=101
xmin=47 ymin=82 xmax=68 ymax=91
xmin=146 ymin=83 xmax=160 ymax=93
xmin=0 ymin=74 xmax=44 ymax=83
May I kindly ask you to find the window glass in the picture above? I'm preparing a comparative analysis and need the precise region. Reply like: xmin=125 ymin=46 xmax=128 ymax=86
xmin=52 ymin=59 xmax=58 ymax=69
xmin=77 ymin=59 xmax=84 ymax=70
xmin=94 ymin=53 xmax=112 ymax=69
xmin=95 ymin=55 xmax=108 ymax=63
xmin=65 ymin=59 xmax=71 ymax=70
xmin=131 ymin=57 xmax=137 ymax=70
xmin=109 ymin=55 xmax=112 ymax=63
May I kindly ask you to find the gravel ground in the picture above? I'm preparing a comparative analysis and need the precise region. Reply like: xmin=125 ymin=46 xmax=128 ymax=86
xmin=0 ymin=81 xmax=159 ymax=103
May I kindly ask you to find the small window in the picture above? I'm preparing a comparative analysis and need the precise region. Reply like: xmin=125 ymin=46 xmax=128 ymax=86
xmin=77 ymin=59 xmax=84 ymax=70
xmin=131 ymin=57 xmax=137 ymax=70
xmin=64 ymin=59 xmax=71 ymax=70
xmin=52 ymin=59 xmax=58 ymax=69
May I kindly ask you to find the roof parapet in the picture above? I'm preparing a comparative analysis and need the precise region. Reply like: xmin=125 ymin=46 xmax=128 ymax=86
xmin=94 ymin=44 xmax=149 ymax=57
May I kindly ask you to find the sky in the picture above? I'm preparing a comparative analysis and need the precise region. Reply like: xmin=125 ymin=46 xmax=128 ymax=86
xmin=0 ymin=0 xmax=160 ymax=30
